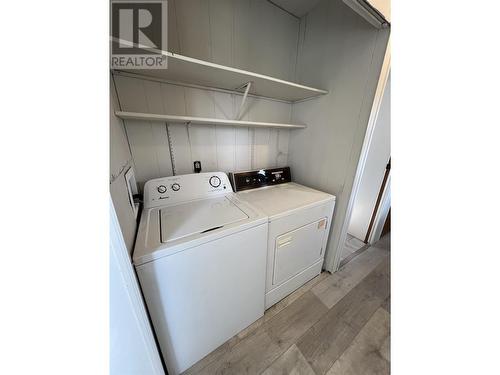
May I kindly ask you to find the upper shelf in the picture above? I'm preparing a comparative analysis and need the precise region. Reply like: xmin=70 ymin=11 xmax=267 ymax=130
xmin=115 ymin=51 xmax=328 ymax=102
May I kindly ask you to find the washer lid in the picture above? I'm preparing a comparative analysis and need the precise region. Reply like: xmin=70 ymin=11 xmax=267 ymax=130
xmin=160 ymin=196 xmax=249 ymax=243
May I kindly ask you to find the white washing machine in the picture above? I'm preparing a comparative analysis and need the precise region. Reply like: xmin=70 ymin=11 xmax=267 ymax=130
xmin=230 ymin=167 xmax=336 ymax=309
xmin=133 ymin=172 xmax=268 ymax=375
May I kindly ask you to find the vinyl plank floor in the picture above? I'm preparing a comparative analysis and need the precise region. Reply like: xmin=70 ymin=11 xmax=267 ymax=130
xmin=340 ymin=234 xmax=366 ymax=262
xmin=312 ymin=246 xmax=389 ymax=309
xmin=195 ymin=328 xmax=282 ymax=375
xmin=183 ymin=273 xmax=328 ymax=375
xmin=184 ymin=235 xmax=391 ymax=375
xmin=326 ymin=308 xmax=390 ymax=375
xmin=297 ymin=259 xmax=390 ymax=375
xmin=373 ymin=233 xmax=391 ymax=250
xmin=189 ymin=292 xmax=328 ymax=375
xmin=261 ymin=345 xmax=316 ymax=375
xmin=264 ymin=291 xmax=329 ymax=351
xmin=237 ymin=271 xmax=330 ymax=341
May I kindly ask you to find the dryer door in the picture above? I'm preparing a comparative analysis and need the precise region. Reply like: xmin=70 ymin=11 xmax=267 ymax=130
xmin=273 ymin=218 xmax=327 ymax=286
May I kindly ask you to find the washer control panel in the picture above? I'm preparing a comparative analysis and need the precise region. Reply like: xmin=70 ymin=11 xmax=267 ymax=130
xmin=143 ymin=172 xmax=232 ymax=208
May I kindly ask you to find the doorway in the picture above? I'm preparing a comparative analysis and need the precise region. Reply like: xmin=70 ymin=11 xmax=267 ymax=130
xmin=338 ymin=70 xmax=391 ymax=267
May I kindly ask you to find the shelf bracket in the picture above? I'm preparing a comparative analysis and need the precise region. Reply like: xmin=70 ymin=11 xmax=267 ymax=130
xmin=236 ymin=81 xmax=252 ymax=121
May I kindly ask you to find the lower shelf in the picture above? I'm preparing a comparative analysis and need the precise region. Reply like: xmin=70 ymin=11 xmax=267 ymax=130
xmin=115 ymin=111 xmax=306 ymax=129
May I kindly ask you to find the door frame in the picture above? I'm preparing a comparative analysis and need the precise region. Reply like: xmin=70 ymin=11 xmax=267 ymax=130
xmin=368 ymin=171 xmax=391 ymax=243
xmin=331 ymin=38 xmax=391 ymax=272
xmin=364 ymin=158 xmax=391 ymax=243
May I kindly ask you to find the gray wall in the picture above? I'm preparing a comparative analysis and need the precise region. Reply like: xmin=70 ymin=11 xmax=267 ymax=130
xmin=289 ymin=0 xmax=390 ymax=271
xmin=168 ymin=0 xmax=300 ymax=80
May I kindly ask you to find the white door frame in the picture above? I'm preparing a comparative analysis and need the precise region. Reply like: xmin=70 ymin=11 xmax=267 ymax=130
xmin=110 ymin=197 xmax=164 ymax=374
xmin=331 ymin=38 xmax=391 ymax=272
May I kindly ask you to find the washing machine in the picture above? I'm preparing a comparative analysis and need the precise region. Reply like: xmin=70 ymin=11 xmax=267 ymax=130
xmin=230 ymin=167 xmax=336 ymax=309
xmin=133 ymin=172 xmax=268 ymax=375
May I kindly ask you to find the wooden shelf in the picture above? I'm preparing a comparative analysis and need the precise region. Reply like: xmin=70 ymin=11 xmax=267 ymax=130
xmin=115 ymin=51 xmax=328 ymax=102
xmin=115 ymin=111 xmax=306 ymax=129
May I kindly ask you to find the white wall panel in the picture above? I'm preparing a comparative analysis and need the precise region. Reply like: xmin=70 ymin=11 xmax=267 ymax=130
xmin=276 ymin=129 xmax=290 ymax=167
xmin=231 ymin=95 xmax=252 ymax=171
xmin=233 ymin=0 xmax=299 ymax=80
xmin=143 ymin=80 xmax=164 ymax=113
xmin=124 ymin=121 xmax=166 ymax=188
xmin=160 ymin=83 xmax=186 ymax=115
xmin=208 ymin=0 xmax=234 ymax=66
xmin=213 ymin=91 xmax=233 ymax=119
xmin=215 ymin=126 xmax=236 ymax=171
xmin=188 ymin=124 xmax=219 ymax=171
xmin=214 ymin=92 xmax=236 ymax=171
xmin=167 ymin=0 xmax=181 ymax=53
xmin=252 ymin=128 xmax=271 ymax=169
xmin=171 ymin=0 xmax=299 ymax=81
xmin=233 ymin=128 xmax=251 ymax=171
xmin=185 ymin=87 xmax=215 ymax=116
xmin=174 ymin=0 xmax=211 ymax=60
xmin=289 ymin=0 xmax=390 ymax=271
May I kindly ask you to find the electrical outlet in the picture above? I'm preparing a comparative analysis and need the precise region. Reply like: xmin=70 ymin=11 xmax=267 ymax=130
xmin=194 ymin=161 xmax=202 ymax=173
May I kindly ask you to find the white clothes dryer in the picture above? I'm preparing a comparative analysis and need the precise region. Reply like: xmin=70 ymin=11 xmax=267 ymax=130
xmin=230 ymin=167 xmax=336 ymax=309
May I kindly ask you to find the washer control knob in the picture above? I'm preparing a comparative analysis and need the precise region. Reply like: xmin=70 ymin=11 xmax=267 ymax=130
xmin=209 ymin=176 xmax=221 ymax=188
xmin=171 ymin=183 xmax=181 ymax=192
xmin=157 ymin=185 xmax=167 ymax=194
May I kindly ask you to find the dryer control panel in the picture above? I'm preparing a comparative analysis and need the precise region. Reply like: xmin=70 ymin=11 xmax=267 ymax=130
xmin=143 ymin=172 xmax=232 ymax=208
xmin=229 ymin=167 xmax=292 ymax=192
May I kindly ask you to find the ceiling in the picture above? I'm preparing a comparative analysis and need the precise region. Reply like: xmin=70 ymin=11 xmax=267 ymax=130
xmin=269 ymin=0 xmax=322 ymax=18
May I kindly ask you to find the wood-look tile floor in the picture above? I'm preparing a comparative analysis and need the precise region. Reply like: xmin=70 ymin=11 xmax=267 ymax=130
xmin=183 ymin=234 xmax=391 ymax=375
xmin=340 ymin=234 xmax=368 ymax=263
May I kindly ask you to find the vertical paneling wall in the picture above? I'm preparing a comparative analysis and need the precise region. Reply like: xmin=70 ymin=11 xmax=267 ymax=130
xmin=114 ymin=74 xmax=292 ymax=188
xmin=289 ymin=0 xmax=390 ymax=271
xmin=114 ymin=0 xmax=300 ymax=189
xmin=169 ymin=0 xmax=299 ymax=81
